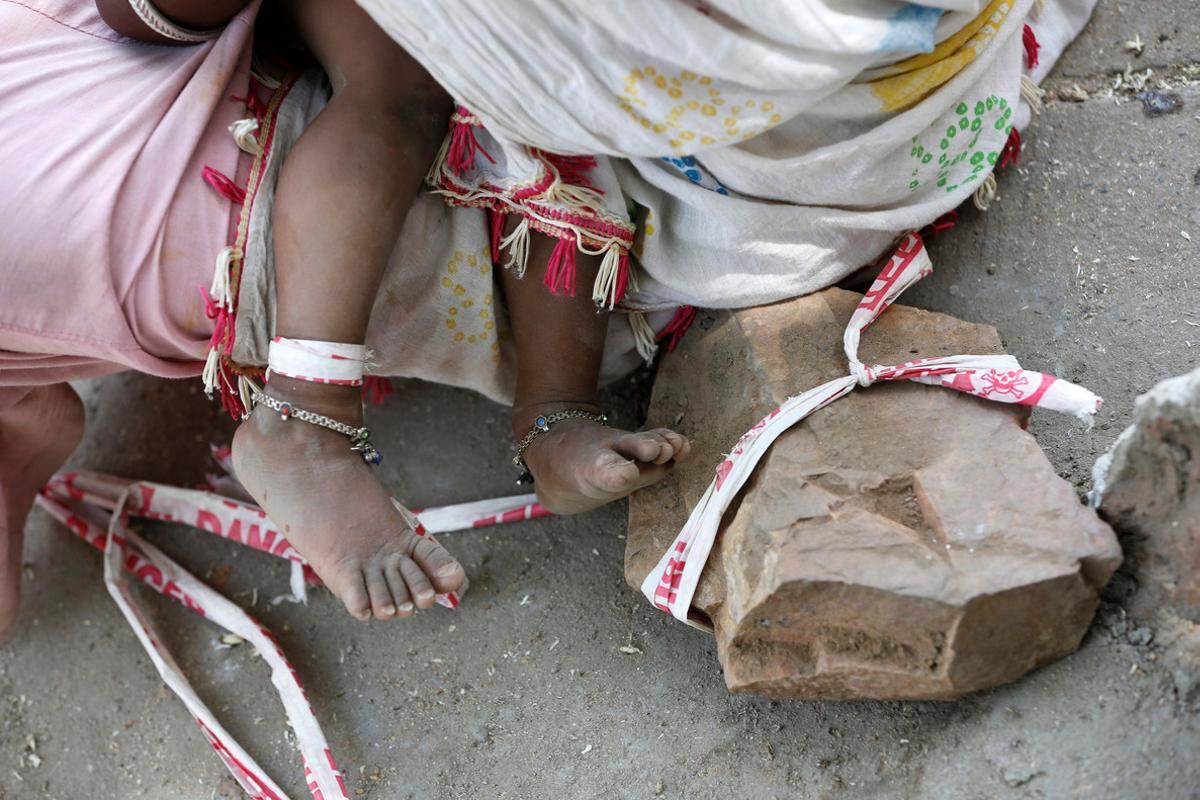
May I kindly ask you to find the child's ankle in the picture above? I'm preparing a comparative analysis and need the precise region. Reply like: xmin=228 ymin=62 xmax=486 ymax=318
xmin=260 ymin=377 xmax=365 ymax=427
xmin=511 ymin=399 xmax=601 ymax=439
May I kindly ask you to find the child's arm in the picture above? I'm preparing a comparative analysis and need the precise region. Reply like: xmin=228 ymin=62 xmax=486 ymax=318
xmin=94 ymin=0 xmax=250 ymax=44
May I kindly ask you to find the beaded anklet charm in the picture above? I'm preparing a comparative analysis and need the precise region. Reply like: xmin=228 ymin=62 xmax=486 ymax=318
xmin=252 ymin=390 xmax=383 ymax=466
xmin=512 ymin=409 xmax=608 ymax=484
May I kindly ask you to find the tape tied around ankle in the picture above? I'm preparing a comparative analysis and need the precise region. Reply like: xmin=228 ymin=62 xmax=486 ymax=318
xmin=267 ymin=337 xmax=368 ymax=387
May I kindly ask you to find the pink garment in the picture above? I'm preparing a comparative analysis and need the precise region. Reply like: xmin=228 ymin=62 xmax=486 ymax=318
xmin=0 ymin=0 xmax=257 ymax=386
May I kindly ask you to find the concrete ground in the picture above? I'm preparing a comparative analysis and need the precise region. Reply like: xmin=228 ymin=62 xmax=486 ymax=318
xmin=3 ymin=2 xmax=1199 ymax=798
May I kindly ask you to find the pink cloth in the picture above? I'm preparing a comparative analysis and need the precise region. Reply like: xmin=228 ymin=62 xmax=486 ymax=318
xmin=0 ymin=0 xmax=257 ymax=386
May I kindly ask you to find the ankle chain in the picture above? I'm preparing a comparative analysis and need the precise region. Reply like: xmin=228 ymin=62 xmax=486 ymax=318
xmin=512 ymin=409 xmax=608 ymax=483
xmin=250 ymin=389 xmax=382 ymax=465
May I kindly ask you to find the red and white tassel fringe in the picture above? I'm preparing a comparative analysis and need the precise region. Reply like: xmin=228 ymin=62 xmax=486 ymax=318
xmin=540 ymin=152 xmax=599 ymax=190
xmin=489 ymin=207 xmax=506 ymax=267
xmin=362 ymin=376 xmax=395 ymax=405
xmin=201 ymin=166 xmax=246 ymax=204
xmin=591 ymin=244 xmax=631 ymax=310
xmin=231 ymin=91 xmax=268 ymax=122
xmin=228 ymin=118 xmax=262 ymax=156
xmin=446 ymin=106 xmax=495 ymax=176
xmin=201 ymin=245 xmax=244 ymax=413
xmin=628 ymin=311 xmax=658 ymax=364
xmin=543 ymin=236 xmax=578 ymax=296
xmin=1019 ymin=74 xmax=1045 ymax=112
xmin=428 ymin=109 xmax=637 ymax=307
xmin=927 ymin=210 xmax=959 ymax=235
xmin=656 ymin=305 xmax=697 ymax=353
xmin=972 ymin=173 xmax=998 ymax=211
xmin=1022 ymin=24 xmax=1040 ymax=70
xmin=999 ymin=127 xmax=1022 ymax=169
xmin=499 ymin=217 xmax=532 ymax=278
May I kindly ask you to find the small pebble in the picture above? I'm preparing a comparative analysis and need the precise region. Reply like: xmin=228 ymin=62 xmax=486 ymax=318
xmin=1135 ymin=91 xmax=1181 ymax=116
xmin=1127 ymin=627 xmax=1154 ymax=647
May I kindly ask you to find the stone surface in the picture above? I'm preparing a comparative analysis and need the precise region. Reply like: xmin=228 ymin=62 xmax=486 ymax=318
xmin=1098 ymin=367 xmax=1200 ymax=621
xmin=626 ymin=288 xmax=1121 ymax=700
xmin=1155 ymin=609 xmax=1200 ymax=708
xmin=1097 ymin=367 xmax=1200 ymax=705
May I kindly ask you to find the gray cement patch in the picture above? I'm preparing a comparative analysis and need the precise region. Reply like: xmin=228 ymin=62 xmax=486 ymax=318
xmin=1056 ymin=0 xmax=1200 ymax=77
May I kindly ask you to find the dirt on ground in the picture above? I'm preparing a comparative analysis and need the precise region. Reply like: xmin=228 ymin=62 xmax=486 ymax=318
xmin=2 ymin=2 xmax=1199 ymax=798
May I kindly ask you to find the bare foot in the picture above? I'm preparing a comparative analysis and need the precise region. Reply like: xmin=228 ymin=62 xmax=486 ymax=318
xmin=232 ymin=379 xmax=465 ymax=621
xmin=0 ymin=384 xmax=85 ymax=639
xmin=516 ymin=406 xmax=691 ymax=515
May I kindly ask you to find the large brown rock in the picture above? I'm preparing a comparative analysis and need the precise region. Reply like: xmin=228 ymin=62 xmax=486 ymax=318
xmin=626 ymin=288 xmax=1121 ymax=700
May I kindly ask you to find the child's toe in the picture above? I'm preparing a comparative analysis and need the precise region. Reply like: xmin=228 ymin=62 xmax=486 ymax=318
xmin=412 ymin=535 xmax=465 ymax=593
xmin=400 ymin=556 xmax=437 ymax=608
xmin=650 ymin=438 xmax=676 ymax=464
xmin=589 ymin=449 xmax=642 ymax=493
xmin=338 ymin=572 xmax=373 ymax=621
xmin=589 ymin=448 xmax=672 ymax=497
xmin=615 ymin=431 xmax=674 ymax=464
xmin=384 ymin=557 xmax=416 ymax=617
xmin=366 ymin=567 xmax=396 ymax=619
xmin=656 ymin=429 xmax=691 ymax=460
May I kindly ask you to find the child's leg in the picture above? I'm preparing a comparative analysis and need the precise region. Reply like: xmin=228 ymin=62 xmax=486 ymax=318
xmin=502 ymin=231 xmax=690 ymax=514
xmin=0 ymin=384 xmax=85 ymax=639
xmin=232 ymin=0 xmax=464 ymax=622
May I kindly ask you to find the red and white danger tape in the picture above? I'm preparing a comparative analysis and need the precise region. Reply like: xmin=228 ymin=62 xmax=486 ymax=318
xmin=34 ymin=231 xmax=1103 ymax=795
xmin=267 ymin=337 xmax=369 ymax=387
xmin=640 ymin=232 xmax=1102 ymax=626
xmin=36 ymin=469 xmax=545 ymax=799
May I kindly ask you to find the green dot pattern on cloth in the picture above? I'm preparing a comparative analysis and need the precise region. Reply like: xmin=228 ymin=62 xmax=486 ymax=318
xmin=908 ymin=94 xmax=1012 ymax=194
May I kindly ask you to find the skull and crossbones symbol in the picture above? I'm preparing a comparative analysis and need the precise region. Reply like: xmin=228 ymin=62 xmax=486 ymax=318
xmin=980 ymin=370 xmax=1030 ymax=399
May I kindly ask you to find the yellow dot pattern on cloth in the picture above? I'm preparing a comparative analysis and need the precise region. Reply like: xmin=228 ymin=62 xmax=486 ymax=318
xmin=869 ymin=0 xmax=1013 ymax=113
xmin=618 ymin=67 xmax=783 ymax=153
xmin=632 ymin=208 xmax=656 ymax=259
xmin=440 ymin=248 xmax=501 ymax=364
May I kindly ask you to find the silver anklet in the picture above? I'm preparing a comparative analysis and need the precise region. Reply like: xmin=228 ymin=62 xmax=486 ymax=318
xmin=250 ymin=389 xmax=382 ymax=465
xmin=512 ymin=409 xmax=608 ymax=483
